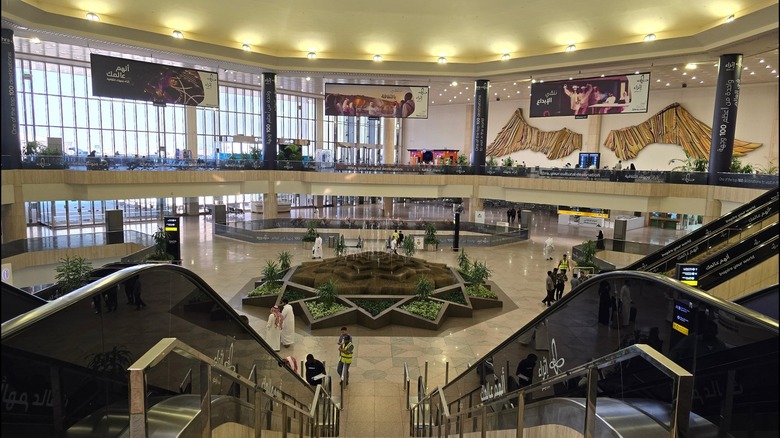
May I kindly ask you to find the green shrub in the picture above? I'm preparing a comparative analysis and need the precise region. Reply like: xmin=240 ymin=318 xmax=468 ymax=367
xmin=147 ymin=227 xmax=174 ymax=261
xmin=353 ymin=299 xmax=398 ymax=316
xmin=55 ymin=256 xmax=93 ymax=293
xmin=262 ymin=260 xmax=281 ymax=283
xmin=302 ymin=221 xmax=317 ymax=242
xmin=457 ymin=248 xmax=471 ymax=273
xmin=402 ymin=235 xmax=416 ymax=257
xmin=306 ymin=301 xmax=349 ymax=319
xmin=468 ymin=260 xmax=492 ymax=285
xmin=423 ymin=224 xmax=440 ymax=246
xmin=400 ymin=300 xmax=443 ymax=320
xmin=438 ymin=290 xmax=467 ymax=305
xmin=416 ymin=275 xmax=434 ymax=301
xmin=502 ymin=157 xmax=514 ymax=167
xmin=456 ymin=155 xmax=469 ymax=166
xmin=277 ymin=251 xmax=292 ymax=271
xmin=282 ymin=290 xmax=306 ymax=302
xmin=334 ymin=235 xmax=347 ymax=257
xmin=466 ymin=284 xmax=497 ymax=299
xmin=486 ymin=156 xmax=498 ymax=167
xmin=317 ymin=278 xmax=338 ymax=308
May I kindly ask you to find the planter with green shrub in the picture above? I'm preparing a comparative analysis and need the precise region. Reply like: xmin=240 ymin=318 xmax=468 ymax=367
xmin=146 ymin=227 xmax=175 ymax=262
xmin=423 ymin=224 xmax=440 ymax=251
xmin=54 ymin=256 xmax=94 ymax=298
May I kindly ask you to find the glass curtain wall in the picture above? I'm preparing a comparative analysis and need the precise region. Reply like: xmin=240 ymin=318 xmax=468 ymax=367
xmin=324 ymin=114 xmax=384 ymax=163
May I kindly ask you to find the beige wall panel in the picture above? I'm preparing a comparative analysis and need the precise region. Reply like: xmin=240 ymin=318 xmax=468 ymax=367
xmin=86 ymin=183 xmax=244 ymax=199
xmin=22 ymin=183 xmax=78 ymax=201
xmin=439 ymin=184 xmax=474 ymax=197
xmin=655 ymin=197 xmax=707 ymax=214
xmin=275 ymin=180 xmax=309 ymax=194
xmin=241 ymin=180 xmax=270 ymax=193
xmin=310 ymin=183 xmax=439 ymax=198
xmin=1 ymin=185 xmax=15 ymax=204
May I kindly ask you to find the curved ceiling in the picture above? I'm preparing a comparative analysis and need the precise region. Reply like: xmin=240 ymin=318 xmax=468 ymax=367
xmin=2 ymin=0 xmax=778 ymax=103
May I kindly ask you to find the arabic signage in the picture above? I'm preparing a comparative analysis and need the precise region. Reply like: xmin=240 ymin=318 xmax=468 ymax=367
xmin=90 ymin=54 xmax=218 ymax=107
xmin=324 ymin=84 xmax=429 ymax=119
xmin=530 ymin=72 xmax=650 ymax=117
xmin=164 ymin=216 xmax=181 ymax=261
xmin=558 ymin=206 xmax=610 ymax=218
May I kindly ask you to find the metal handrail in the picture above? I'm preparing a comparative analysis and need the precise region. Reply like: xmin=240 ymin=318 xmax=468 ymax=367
xmin=411 ymin=343 xmax=693 ymax=438
xmin=127 ymin=337 xmax=340 ymax=438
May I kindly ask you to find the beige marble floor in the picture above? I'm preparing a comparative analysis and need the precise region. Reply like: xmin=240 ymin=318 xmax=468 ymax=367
xmin=18 ymin=202 xmax=686 ymax=436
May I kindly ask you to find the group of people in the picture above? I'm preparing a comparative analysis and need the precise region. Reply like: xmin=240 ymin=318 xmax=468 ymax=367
xmin=505 ymin=206 xmax=519 ymax=225
xmin=597 ymin=279 xmax=634 ymax=328
xmin=302 ymin=326 xmax=355 ymax=388
xmin=541 ymin=253 xmax=589 ymax=306
xmin=387 ymin=229 xmax=404 ymax=254
xmin=563 ymin=83 xmax=631 ymax=115
xmin=265 ymin=298 xmax=296 ymax=351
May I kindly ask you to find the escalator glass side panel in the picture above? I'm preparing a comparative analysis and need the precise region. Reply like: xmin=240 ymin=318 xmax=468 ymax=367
xmin=1 ymin=265 xmax=313 ymax=438
xmin=733 ymin=285 xmax=779 ymax=321
xmin=441 ymin=271 xmax=778 ymax=438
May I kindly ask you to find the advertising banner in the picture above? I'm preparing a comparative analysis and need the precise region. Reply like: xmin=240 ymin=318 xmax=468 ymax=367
xmin=90 ymin=54 xmax=218 ymax=107
xmin=325 ymin=84 xmax=429 ymax=119
xmin=530 ymin=73 xmax=650 ymax=117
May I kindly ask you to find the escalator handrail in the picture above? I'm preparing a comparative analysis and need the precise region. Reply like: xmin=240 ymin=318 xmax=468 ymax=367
xmin=696 ymin=223 xmax=778 ymax=281
xmin=413 ymin=343 xmax=692 ymax=436
xmin=697 ymin=236 xmax=778 ymax=290
xmin=733 ymin=283 xmax=779 ymax=306
xmin=1 ymin=281 xmax=48 ymax=306
xmin=128 ymin=337 xmax=340 ymax=436
xmin=442 ymin=270 xmax=779 ymax=392
xmin=0 ymin=263 xmax=314 ymax=394
xmin=628 ymin=191 xmax=779 ymax=272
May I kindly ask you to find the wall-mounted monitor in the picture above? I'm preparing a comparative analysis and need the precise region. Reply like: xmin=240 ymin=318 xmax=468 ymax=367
xmin=325 ymin=84 xmax=429 ymax=119
xmin=578 ymin=152 xmax=601 ymax=169
xmin=530 ymin=72 xmax=650 ymax=117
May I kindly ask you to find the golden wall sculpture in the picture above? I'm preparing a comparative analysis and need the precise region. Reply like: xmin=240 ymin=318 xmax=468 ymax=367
xmin=486 ymin=109 xmax=582 ymax=160
xmin=604 ymin=102 xmax=762 ymax=160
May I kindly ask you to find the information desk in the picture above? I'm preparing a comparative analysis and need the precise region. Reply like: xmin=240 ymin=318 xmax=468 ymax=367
xmin=649 ymin=217 xmax=680 ymax=229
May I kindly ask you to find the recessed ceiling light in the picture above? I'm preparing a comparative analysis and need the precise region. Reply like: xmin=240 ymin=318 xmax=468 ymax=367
xmin=85 ymin=12 xmax=100 ymax=22
xmin=759 ymin=59 xmax=765 ymax=63
xmin=685 ymin=63 xmax=697 ymax=70
xmin=656 ymin=79 xmax=661 ymax=82
xmin=565 ymin=44 xmax=576 ymax=52
xmin=30 ymin=37 xmax=41 ymax=44
xmin=635 ymin=71 xmax=640 ymax=74
xmin=172 ymin=30 xmax=183 ymax=39
xmin=305 ymin=77 xmax=311 ymax=81
xmin=438 ymin=57 xmax=447 ymax=64
xmin=601 ymin=74 xmax=605 ymax=77
xmin=531 ymin=79 xmax=536 ymax=83
xmin=691 ymin=76 xmax=696 ymax=79
xmin=750 ymin=71 xmax=755 ymax=75
xmin=450 ymin=81 xmax=458 ymax=86
xmin=569 ymin=77 xmax=573 ymax=80
xmin=682 ymin=72 xmax=687 ymax=76
xmin=666 ymin=83 xmax=670 ymax=86
xmin=700 ymin=80 xmax=704 ymax=83
xmin=772 ymin=70 xmax=777 ymax=74
xmin=672 ymin=67 xmax=678 ymax=71
xmin=540 ymin=80 xmax=544 ymax=83
xmin=307 ymin=52 xmax=317 ymax=59
xmin=743 ymin=66 xmax=748 ymax=70
xmin=501 ymin=53 xmax=510 ymax=61
xmin=643 ymin=33 xmax=656 ymax=42
xmin=242 ymin=43 xmax=251 ymax=51
xmin=725 ymin=14 xmax=735 ymax=23
xmin=373 ymin=54 xmax=382 ymax=62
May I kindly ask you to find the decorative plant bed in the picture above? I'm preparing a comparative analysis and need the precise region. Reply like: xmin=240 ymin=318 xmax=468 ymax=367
xmin=240 ymin=251 xmax=504 ymax=330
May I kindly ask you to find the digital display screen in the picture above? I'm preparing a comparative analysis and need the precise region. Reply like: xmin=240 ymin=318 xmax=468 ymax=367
xmin=672 ymin=300 xmax=693 ymax=335
xmin=578 ymin=152 xmax=601 ymax=169
xmin=676 ymin=263 xmax=700 ymax=287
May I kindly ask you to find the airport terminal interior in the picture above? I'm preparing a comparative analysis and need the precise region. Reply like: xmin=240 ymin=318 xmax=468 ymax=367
xmin=2 ymin=1 xmax=779 ymax=437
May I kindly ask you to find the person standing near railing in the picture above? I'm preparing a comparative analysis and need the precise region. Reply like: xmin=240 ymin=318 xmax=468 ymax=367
xmin=338 ymin=335 xmax=354 ymax=387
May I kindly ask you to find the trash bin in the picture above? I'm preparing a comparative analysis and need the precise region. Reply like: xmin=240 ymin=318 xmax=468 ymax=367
xmin=328 ymin=235 xmax=336 ymax=248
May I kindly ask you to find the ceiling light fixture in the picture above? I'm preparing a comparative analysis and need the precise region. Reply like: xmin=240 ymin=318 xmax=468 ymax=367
xmin=242 ymin=43 xmax=251 ymax=51
xmin=306 ymin=77 xmax=311 ymax=81
xmin=172 ymin=30 xmax=183 ymax=39
xmin=759 ymin=59 xmax=765 ymax=63
xmin=85 ymin=12 xmax=100 ymax=22
xmin=565 ymin=44 xmax=576 ymax=52
xmin=30 ymin=37 xmax=41 ymax=44
xmin=307 ymin=52 xmax=317 ymax=59
xmin=685 ymin=63 xmax=697 ymax=70
xmin=725 ymin=14 xmax=735 ymax=23
xmin=501 ymin=53 xmax=510 ymax=61
xmin=643 ymin=33 xmax=656 ymax=42
xmin=438 ymin=56 xmax=447 ymax=64
xmin=450 ymin=81 xmax=458 ymax=86
xmin=373 ymin=54 xmax=382 ymax=62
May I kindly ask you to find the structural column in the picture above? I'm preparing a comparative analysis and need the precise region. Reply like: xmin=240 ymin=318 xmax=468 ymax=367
xmin=1 ymin=180 xmax=27 ymax=242
xmin=585 ymin=115 xmax=602 ymax=152
xmin=708 ymin=54 xmax=743 ymax=185
xmin=471 ymin=80 xmax=489 ymax=174
xmin=383 ymin=118 xmax=395 ymax=164
xmin=262 ymin=73 xmax=278 ymax=170
xmin=1 ymin=28 xmax=22 ymax=169
xmin=382 ymin=197 xmax=393 ymax=218
xmin=185 ymin=106 xmax=198 ymax=158
xmin=262 ymin=193 xmax=278 ymax=219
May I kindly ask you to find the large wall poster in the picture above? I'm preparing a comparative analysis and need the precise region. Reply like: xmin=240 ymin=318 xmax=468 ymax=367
xmin=90 ymin=54 xmax=219 ymax=107
xmin=530 ymin=73 xmax=650 ymax=118
xmin=325 ymin=84 xmax=429 ymax=119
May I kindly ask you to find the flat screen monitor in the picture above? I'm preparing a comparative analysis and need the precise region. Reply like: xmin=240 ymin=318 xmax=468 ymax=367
xmin=578 ymin=153 xmax=600 ymax=169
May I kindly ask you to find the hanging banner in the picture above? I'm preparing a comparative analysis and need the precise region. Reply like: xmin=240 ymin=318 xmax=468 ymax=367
xmin=325 ymin=84 xmax=429 ymax=119
xmin=90 ymin=54 xmax=218 ymax=107
xmin=530 ymin=72 xmax=650 ymax=117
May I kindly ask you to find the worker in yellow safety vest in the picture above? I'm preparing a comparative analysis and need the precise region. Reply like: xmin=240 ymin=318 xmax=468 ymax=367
xmin=337 ymin=335 xmax=354 ymax=387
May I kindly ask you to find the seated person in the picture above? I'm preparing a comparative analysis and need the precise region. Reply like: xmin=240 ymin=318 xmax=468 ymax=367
xmin=305 ymin=354 xmax=326 ymax=386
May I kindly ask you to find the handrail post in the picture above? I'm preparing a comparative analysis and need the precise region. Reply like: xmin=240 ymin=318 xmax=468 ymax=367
xmin=199 ymin=361 xmax=212 ymax=438
xmin=425 ymin=360 xmax=429 ymax=392
xmin=480 ymin=405 xmax=487 ymax=438
xmin=281 ymin=403 xmax=288 ymax=438
xmin=516 ymin=390 xmax=525 ymax=438
xmin=583 ymin=365 xmax=599 ymax=438
xmin=458 ymin=410 xmax=464 ymax=438
xmin=128 ymin=368 xmax=147 ymax=438
xmin=254 ymin=389 xmax=262 ymax=438
xmin=670 ymin=373 xmax=693 ymax=438
xmin=445 ymin=361 xmax=449 ymax=385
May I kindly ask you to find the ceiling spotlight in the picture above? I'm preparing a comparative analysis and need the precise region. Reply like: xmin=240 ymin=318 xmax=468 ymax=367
xmin=242 ymin=43 xmax=251 ymax=51
xmin=501 ymin=53 xmax=510 ymax=61
xmin=643 ymin=33 xmax=656 ymax=42
xmin=531 ymin=79 xmax=536 ymax=83
xmin=307 ymin=52 xmax=317 ymax=59
xmin=759 ymin=59 xmax=765 ymax=63
xmin=305 ymin=77 xmax=311 ymax=81
xmin=450 ymin=81 xmax=458 ymax=86
xmin=565 ymin=44 xmax=576 ymax=52
xmin=172 ymin=30 xmax=184 ymax=39
xmin=725 ymin=14 xmax=735 ymax=23
xmin=685 ymin=63 xmax=697 ymax=70
xmin=85 ymin=12 xmax=100 ymax=22
xmin=438 ymin=56 xmax=447 ymax=64
xmin=373 ymin=54 xmax=382 ymax=62
xmin=666 ymin=83 xmax=671 ymax=86
xmin=601 ymin=74 xmax=605 ymax=77
xmin=30 ymin=37 xmax=41 ymax=44
xmin=635 ymin=71 xmax=640 ymax=74
xmin=672 ymin=67 xmax=678 ymax=71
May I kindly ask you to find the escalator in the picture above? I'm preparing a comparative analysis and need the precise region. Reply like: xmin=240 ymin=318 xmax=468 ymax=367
xmin=733 ymin=284 xmax=778 ymax=320
xmin=1 ymin=264 xmax=331 ymax=437
xmin=432 ymin=271 xmax=778 ymax=437
xmin=626 ymin=187 xmax=778 ymax=273
xmin=1 ymin=281 xmax=47 ymax=323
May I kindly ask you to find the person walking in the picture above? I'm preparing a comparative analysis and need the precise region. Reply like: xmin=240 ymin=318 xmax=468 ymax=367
xmin=570 ymin=272 xmax=581 ymax=290
xmin=280 ymin=298 xmax=295 ymax=348
xmin=338 ymin=327 xmax=349 ymax=347
xmin=597 ymin=281 xmax=612 ymax=326
xmin=515 ymin=354 xmax=538 ymax=388
xmin=555 ymin=268 xmax=567 ymax=301
xmin=596 ymin=230 xmax=605 ymax=250
xmin=543 ymin=237 xmax=555 ymax=261
xmin=337 ymin=334 xmax=354 ymax=387
xmin=265 ymin=306 xmax=283 ymax=351
xmin=131 ymin=275 xmax=146 ymax=310
xmin=312 ymin=233 xmax=323 ymax=259
xmin=618 ymin=280 xmax=633 ymax=327
xmin=557 ymin=253 xmax=571 ymax=275
xmin=542 ymin=271 xmax=556 ymax=306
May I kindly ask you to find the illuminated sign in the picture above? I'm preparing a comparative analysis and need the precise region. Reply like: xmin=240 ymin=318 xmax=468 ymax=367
xmin=557 ymin=206 xmax=610 ymax=218
xmin=676 ymin=263 xmax=700 ymax=287
xmin=672 ymin=300 xmax=693 ymax=336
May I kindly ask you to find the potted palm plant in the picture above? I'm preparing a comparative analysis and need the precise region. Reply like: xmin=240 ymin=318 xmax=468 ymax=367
xmin=423 ymin=224 xmax=440 ymax=251
xmin=146 ymin=227 xmax=175 ymax=262
xmin=54 ymin=256 xmax=94 ymax=298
